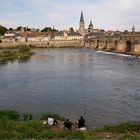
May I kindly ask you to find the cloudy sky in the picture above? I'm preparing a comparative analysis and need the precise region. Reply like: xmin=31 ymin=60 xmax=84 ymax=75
xmin=0 ymin=0 xmax=140 ymax=31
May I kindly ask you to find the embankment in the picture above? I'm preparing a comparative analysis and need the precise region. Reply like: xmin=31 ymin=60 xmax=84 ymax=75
xmin=0 ymin=40 xmax=84 ymax=48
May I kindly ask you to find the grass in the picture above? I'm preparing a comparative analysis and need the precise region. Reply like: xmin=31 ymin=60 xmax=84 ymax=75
xmin=0 ymin=110 xmax=140 ymax=139
xmin=41 ymin=112 xmax=64 ymax=121
xmin=0 ymin=110 xmax=20 ymax=120
xmin=0 ymin=45 xmax=35 ymax=63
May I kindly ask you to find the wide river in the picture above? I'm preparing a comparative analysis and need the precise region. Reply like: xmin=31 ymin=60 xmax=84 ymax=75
xmin=0 ymin=48 xmax=140 ymax=128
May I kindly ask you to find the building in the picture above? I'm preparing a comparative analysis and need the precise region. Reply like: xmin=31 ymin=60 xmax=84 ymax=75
xmin=67 ymin=28 xmax=83 ymax=40
xmin=54 ymin=31 xmax=66 ymax=40
xmin=19 ymin=32 xmax=50 ymax=42
xmin=88 ymin=20 xmax=94 ymax=33
xmin=79 ymin=11 xmax=85 ymax=36
xmin=54 ymin=28 xmax=83 ymax=41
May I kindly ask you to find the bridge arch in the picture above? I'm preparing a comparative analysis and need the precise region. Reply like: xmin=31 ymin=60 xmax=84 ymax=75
xmin=114 ymin=40 xmax=118 ymax=50
xmin=96 ymin=40 xmax=99 ymax=48
xmin=105 ymin=40 xmax=108 ymax=47
xmin=126 ymin=40 xmax=133 ymax=52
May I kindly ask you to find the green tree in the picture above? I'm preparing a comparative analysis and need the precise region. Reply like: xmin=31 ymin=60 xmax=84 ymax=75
xmin=16 ymin=26 xmax=22 ymax=31
xmin=41 ymin=27 xmax=58 ymax=32
xmin=9 ymin=28 xmax=14 ymax=32
xmin=0 ymin=25 xmax=7 ymax=35
xmin=41 ymin=27 xmax=53 ymax=32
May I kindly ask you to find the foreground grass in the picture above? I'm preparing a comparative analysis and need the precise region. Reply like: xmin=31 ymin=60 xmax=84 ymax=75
xmin=0 ymin=110 xmax=140 ymax=139
xmin=0 ymin=45 xmax=35 ymax=63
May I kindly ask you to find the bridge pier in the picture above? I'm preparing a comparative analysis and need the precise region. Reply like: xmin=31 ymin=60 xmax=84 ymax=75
xmin=116 ymin=43 xmax=126 ymax=53
xmin=134 ymin=44 xmax=140 ymax=55
xmin=106 ymin=42 xmax=115 ymax=51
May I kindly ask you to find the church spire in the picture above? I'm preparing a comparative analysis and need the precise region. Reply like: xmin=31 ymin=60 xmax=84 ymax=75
xmin=80 ymin=11 xmax=84 ymax=22
xmin=79 ymin=11 xmax=85 ymax=36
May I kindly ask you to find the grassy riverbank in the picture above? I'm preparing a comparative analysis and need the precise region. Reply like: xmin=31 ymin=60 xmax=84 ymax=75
xmin=0 ymin=45 xmax=35 ymax=63
xmin=0 ymin=110 xmax=140 ymax=139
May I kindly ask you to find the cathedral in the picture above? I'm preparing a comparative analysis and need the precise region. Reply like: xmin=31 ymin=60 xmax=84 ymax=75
xmin=79 ymin=11 xmax=98 ymax=36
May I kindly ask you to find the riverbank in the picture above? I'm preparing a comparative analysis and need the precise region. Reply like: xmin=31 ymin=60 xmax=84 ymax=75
xmin=0 ymin=110 xmax=140 ymax=139
xmin=0 ymin=45 xmax=35 ymax=63
xmin=0 ymin=40 xmax=84 ymax=48
xmin=1 ymin=41 xmax=140 ymax=58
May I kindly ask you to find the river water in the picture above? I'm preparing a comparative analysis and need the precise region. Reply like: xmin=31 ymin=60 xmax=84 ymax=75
xmin=0 ymin=48 xmax=140 ymax=128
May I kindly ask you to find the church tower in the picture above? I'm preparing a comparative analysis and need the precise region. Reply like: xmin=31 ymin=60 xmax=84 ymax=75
xmin=79 ymin=11 xmax=85 ymax=36
xmin=88 ymin=20 xmax=94 ymax=33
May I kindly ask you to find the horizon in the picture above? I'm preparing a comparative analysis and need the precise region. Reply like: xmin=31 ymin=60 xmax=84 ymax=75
xmin=0 ymin=0 xmax=140 ymax=31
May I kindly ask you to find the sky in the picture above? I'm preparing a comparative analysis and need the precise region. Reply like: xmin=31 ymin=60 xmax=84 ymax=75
xmin=0 ymin=0 xmax=140 ymax=31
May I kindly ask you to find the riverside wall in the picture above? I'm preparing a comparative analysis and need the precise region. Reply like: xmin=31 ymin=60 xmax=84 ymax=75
xmin=0 ymin=40 xmax=84 ymax=48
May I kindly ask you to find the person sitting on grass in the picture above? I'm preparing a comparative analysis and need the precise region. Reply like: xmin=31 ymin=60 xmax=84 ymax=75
xmin=78 ymin=116 xmax=85 ymax=128
xmin=64 ymin=118 xmax=72 ymax=130
xmin=76 ymin=116 xmax=87 ymax=130
xmin=47 ymin=115 xmax=58 ymax=126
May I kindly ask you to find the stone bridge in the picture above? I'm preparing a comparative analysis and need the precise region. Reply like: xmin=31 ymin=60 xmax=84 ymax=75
xmin=84 ymin=34 xmax=140 ymax=55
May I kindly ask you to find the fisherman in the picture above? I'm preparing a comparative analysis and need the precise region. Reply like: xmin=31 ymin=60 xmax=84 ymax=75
xmin=76 ymin=116 xmax=87 ymax=130
xmin=78 ymin=116 xmax=85 ymax=128
xmin=64 ymin=118 xmax=72 ymax=130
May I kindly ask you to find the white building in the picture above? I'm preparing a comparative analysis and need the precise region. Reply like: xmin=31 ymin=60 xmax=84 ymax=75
xmin=27 ymin=36 xmax=50 ymax=42
xmin=54 ymin=30 xmax=83 ymax=41
xmin=54 ymin=31 xmax=66 ymax=40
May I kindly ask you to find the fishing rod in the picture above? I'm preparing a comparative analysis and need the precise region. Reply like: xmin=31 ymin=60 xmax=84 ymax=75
xmin=83 ymin=90 xmax=86 ymax=119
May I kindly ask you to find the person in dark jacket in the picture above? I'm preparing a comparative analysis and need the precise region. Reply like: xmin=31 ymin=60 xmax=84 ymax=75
xmin=78 ymin=116 xmax=85 ymax=128
xmin=64 ymin=118 xmax=72 ymax=130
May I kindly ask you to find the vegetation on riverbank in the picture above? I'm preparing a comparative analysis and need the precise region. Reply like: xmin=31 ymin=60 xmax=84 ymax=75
xmin=0 ymin=110 xmax=140 ymax=139
xmin=0 ymin=45 xmax=35 ymax=63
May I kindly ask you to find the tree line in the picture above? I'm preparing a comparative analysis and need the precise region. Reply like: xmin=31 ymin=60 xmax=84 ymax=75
xmin=0 ymin=25 xmax=58 ymax=35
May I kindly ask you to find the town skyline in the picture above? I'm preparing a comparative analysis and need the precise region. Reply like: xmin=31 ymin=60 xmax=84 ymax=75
xmin=0 ymin=0 xmax=140 ymax=31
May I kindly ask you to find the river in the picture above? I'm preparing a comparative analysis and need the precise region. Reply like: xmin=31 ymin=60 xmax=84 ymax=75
xmin=0 ymin=48 xmax=140 ymax=128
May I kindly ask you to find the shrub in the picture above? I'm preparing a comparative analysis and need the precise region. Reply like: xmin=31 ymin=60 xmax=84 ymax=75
xmin=0 ymin=110 xmax=20 ymax=121
xmin=17 ymin=45 xmax=30 ymax=52
xmin=23 ymin=114 xmax=32 ymax=121
xmin=104 ymin=122 xmax=140 ymax=133
xmin=29 ymin=44 xmax=36 ymax=48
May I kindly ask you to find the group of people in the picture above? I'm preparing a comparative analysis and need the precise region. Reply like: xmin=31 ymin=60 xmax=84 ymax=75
xmin=64 ymin=116 xmax=86 ymax=130
xmin=46 ymin=115 xmax=86 ymax=130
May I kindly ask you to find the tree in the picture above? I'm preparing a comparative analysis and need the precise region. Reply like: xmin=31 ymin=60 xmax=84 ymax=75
xmin=0 ymin=25 xmax=7 ymax=35
xmin=9 ymin=28 xmax=14 ymax=32
xmin=16 ymin=26 xmax=22 ymax=31
xmin=26 ymin=27 xmax=31 ymax=31
xmin=41 ymin=27 xmax=58 ymax=32
xmin=41 ymin=27 xmax=53 ymax=32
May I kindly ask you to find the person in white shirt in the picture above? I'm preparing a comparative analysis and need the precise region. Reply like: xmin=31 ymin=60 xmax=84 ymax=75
xmin=47 ymin=115 xmax=58 ymax=126
xmin=48 ymin=115 xmax=54 ymax=126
